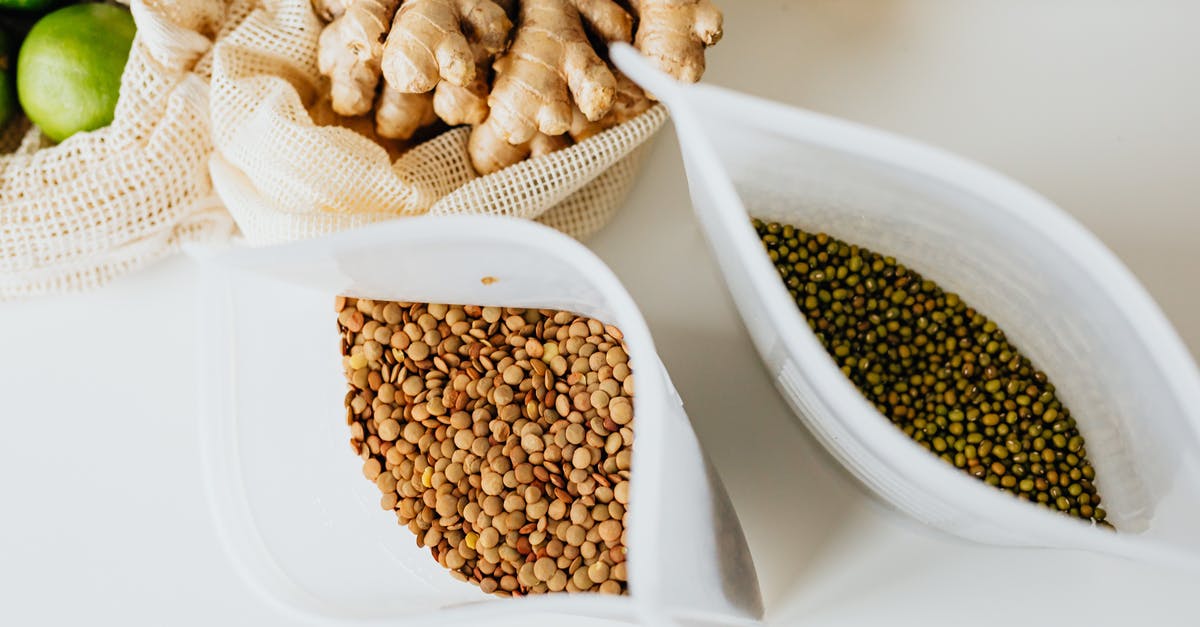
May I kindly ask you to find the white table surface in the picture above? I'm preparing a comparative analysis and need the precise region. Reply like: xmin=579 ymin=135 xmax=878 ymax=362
xmin=3 ymin=1 xmax=1199 ymax=625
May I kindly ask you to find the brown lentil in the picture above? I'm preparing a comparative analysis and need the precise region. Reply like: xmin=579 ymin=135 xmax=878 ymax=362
xmin=338 ymin=298 xmax=636 ymax=596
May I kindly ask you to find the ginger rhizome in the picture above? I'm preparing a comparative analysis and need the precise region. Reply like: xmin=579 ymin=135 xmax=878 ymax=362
xmin=318 ymin=0 xmax=402 ymax=116
xmin=313 ymin=0 xmax=722 ymax=172
xmin=569 ymin=71 xmax=652 ymax=142
xmin=377 ymin=0 xmax=512 ymax=136
xmin=630 ymin=0 xmax=723 ymax=82
xmin=381 ymin=0 xmax=512 ymax=93
xmin=481 ymin=0 xmax=625 ymax=141
xmin=312 ymin=0 xmax=352 ymax=21
xmin=376 ymin=87 xmax=438 ymax=139
xmin=466 ymin=0 xmax=636 ymax=172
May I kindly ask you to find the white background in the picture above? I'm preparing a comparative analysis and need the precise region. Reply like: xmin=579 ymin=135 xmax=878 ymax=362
xmin=3 ymin=1 xmax=1199 ymax=624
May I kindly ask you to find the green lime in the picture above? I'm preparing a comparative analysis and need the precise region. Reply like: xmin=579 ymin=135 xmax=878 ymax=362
xmin=1 ymin=28 xmax=15 ymax=128
xmin=0 ymin=0 xmax=62 ymax=12
xmin=16 ymin=3 xmax=135 ymax=143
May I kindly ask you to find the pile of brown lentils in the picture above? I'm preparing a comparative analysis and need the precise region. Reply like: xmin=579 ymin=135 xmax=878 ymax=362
xmin=337 ymin=297 xmax=634 ymax=596
xmin=754 ymin=219 xmax=1111 ymax=528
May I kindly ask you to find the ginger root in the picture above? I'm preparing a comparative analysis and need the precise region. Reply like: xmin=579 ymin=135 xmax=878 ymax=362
xmin=318 ymin=0 xmax=402 ymax=116
xmin=467 ymin=0 xmax=633 ymax=172
xmin=469 ymin=118 xmax=572 ymax=174
xmin=312 ymin=0 xmax=352 ymax=21
xmin=431 ymin=27 xmax=509 ymax=126
xmin=379 ymin=0 xmax=512 ymax=132
xmin=569 ymin=71 xmax=652 ymax=142
xmin=380 ymin=0 xmax=512 ymax=93
xmin=485 ymin=0 xmax=630 ymax=140
xmin=629 ymin=0 xmax=723 ymax=82
xmin=313 ymin=0 xmax=723 ymax=175
xmin=431 ymin=64 xmax=491 ymax=126
xmin=376 ymin=86 xmax=439 ymax=140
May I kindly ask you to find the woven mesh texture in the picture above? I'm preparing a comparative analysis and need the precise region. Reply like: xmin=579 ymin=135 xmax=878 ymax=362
xmin=0 ymin=0 xmax=237 ymax=300
xmin=1 ymin=0 xmax=664 ymax=300
xmin=208 ymin=0 xmax=666 ymax=245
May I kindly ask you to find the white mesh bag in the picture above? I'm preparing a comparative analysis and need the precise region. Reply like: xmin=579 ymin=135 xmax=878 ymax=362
xmin=207 ymin=0 xmax=666 ymax=245
xmin=0 ymin=0 xmax=238 ymax=299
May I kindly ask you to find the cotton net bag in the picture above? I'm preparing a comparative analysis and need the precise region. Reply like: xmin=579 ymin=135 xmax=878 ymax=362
xmin=206 ymin=0 xmax=668 ymax=245
xmin=0 ymin=0 xmax=239 ymax=300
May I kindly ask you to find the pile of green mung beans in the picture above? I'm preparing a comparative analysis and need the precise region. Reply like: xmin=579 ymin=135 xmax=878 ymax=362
xmin=754 ymin=219 xmax=1112 ymax=528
